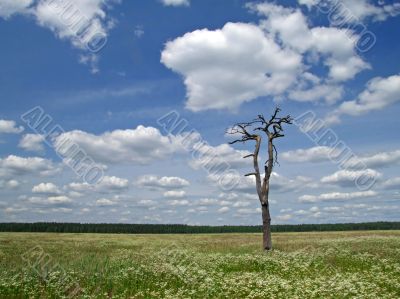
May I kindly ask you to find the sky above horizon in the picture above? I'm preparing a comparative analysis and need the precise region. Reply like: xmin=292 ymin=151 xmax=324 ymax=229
xmin=0 ymin=0 xmax=400 ymax=225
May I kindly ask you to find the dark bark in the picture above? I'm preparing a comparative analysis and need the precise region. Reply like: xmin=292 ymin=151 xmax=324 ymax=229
xmin=262 ymin=203 xmax=272 ymax=250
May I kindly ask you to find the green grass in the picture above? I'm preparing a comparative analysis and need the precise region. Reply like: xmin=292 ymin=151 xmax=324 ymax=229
xmin=0 ymin=231 xmax=399 ymax=298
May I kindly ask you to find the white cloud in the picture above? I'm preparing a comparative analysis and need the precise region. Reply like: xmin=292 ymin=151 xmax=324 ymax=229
xmin=32 ymin=182 xmax=61 ymax=194
xmin=68 ymin=175 xmax=129 ymax=193
xmin=320 ymin=169 xmax=382 ymax=187
xmin=340 ymin=74 xmax=400 ymax=114
xmin=19 ymin=134 xmax=45 ymax=152
xmin=217 ymin=206 xmax=230 ymax=214
xmin=299 ymin=190 xmax=377 ymax=203
xmin=232 ymin=201 xmax=250 ymax=208
xmin=167 ymin=199 xmax=189 ymax=206
xmin=96 ymin=198 xmax=116 ymax=206
xmin=163 ymin=190 xmax=186 ymax=198
xmin=0 ymin=0 xmax=120 ymax=72
xmin=235 ymin=208 xmax=261 ymax=215
xmin=136 ymin=199 xmax=157 ymax=207
xmin=329 ymin=74 xmax=400 ymax=122
xmin=271 ymin=173 xmax=317 ymax=193
xmin=281 ymin=146 xmax=340 ymax=163
xmin=47 ymin=195 xmax=71 ymax=204
xmin=0 ymin=0 xmax=33 ymax=18
xmin=161 ymin=3 xmax=369 ymax=111
xmin=0 ymin=179 xmax=20 ymax=189
xmin=161 ymin=0 xmax=189 ymax=7
xmin=97 ymin=176 xmax=129 ymax=191
xmin=0 ymin=155 xmax=58 ymax=178
xmin=189 ymin=143 xmax=251 ymax=170
xmin=288 ymin=84 xmax=344 ymax=104
xmin=282 ymin=147 xmax=400 ymax=169
xmin=196 ymin=198 xmax=218 ymax=206
xmin=54 ymin=126 xmax=183 ymax=165
xmin=323 ymin=206 xmax=343 ymax=213
xmin=381 ymin=177 xmax=400 ymax=189
xmin=33 ymin=0 xmax=116 ymax=50
xmin=208 ymin=171 xmax=315 ymax=194
xmin=161 ymin=22 xmax=301 ymax=111
xmin=344 ymin=149 xmax=400 ymax=169
xmin=276 ymin=214 xmax=292 ymax=221
xmin=28 ymin=195 xmax=72 ymax=206
xmin=0 ymin=119 xmax=24 ymax=134
xmin=1 ymin=0 xmax=117 ymax=47
xmin=299 ymin=0 xmax=400 ymax=23
xmin=79 ymin=54 xmax=100 ymax=74
xmin=251 ymin=2 xmax=370 ymax=82
xmin=136 ymin=175 xmax=189 ymax=190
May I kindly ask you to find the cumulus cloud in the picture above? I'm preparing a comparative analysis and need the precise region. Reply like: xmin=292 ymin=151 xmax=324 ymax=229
xmin=19 ymin=134 xmax=45 ymax=152
xmin=97 ymin=176 xmax=129 ymax=190
xmin=136 ymin=175 xmax=189 ymax=190
xmin=232 ymin=201 xmax=251 ymax=208
xmin=0 ymin=119 xmax=24 ymax=134
xmin=282 ymin=146 xmax=400 ymax=170
xmin=381 ymin=177 xmax=400 ymax=189
xmin=28 ymin=195 xmax=72 ymax=206
xmin=344 ymin=149 xmax=400 ymax=169
xmin=235 ymin=208 xmax=260 ymax=215
xmin=7 ymin=0 xmax=117 ymax=49
xmin=0 ymin=179 xmax=20 ymax=189
xmin=161 ymin=22 xmax=301 ymax=111
xmin=209 ymin=171 xmax=316 ymax=194
xmin=288 ymin=84 xmax=344 ymax=104
xmin=299 ymin=0 xmax=400 ymax=23
xmin=0 ymin=0 xmax=121 ymax=72
xmin=161 ymin=0 xmax=189 ymax=7
xmin=161 ymin=2 xmax=369 ymax=111
xmin=32 ymin=182 xmax=61 ymax=194
xmin=163 ymin=190 xmax=186 ymax=198
xmin=271 ymin=173 xmax=318 ymax=193
xmin=289 ymin=206 xmax=322 ymax=219
xmin=281 ymin=146 xmax=341 ymax=163
xmin=299 ymin=190 xmax=377 ymax=203
xmin=251 ymin=2 xmax=370 ymax=82
xmin=0 ymin=0 xmax=33 ymax=18
xmin=0 ymin=155 xmax=58 ymax=178
xmin=54 ymin=126 xmax=183 ymax=165
xmin=189 ymin=143 xmax=251 ymax=170
xmin=95 ymin=198 xmax=117 ymax=206
xmin=217 ymin=206 xmax=230 ymax=214
xmin=68 ymin=175 xmax=129 ymax=193
xmin=136 ymin=199 xmax=157 ymax=208
xmin=328 ymin=74 xmax=400 ymax=123
xmin=320 ymin=169 xmax=382 ymax=187
xmin=167 ymin=199 xmax=189 ymax=206
xmin=276 ymin=214 xmax=292 ymax=221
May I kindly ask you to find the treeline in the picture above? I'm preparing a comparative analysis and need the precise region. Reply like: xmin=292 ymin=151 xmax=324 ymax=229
xmin=0 ymin=222 xmax=399 ymax=234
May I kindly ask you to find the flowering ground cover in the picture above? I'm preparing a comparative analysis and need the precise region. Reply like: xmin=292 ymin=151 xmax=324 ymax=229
xmin=0 ymin=231 xmax=399 ymax=298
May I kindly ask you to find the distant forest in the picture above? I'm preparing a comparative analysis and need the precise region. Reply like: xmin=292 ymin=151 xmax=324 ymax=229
xmin=0 ymin=222 xmax=399 ymax=234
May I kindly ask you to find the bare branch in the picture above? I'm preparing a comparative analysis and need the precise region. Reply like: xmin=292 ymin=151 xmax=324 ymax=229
xmin=227 ymin=107 xmax=292 ymax=251
xmin=244 ymin=172 xmax=257 ymax=177
xmin=227 ymin=123 xmax=259 ymax=144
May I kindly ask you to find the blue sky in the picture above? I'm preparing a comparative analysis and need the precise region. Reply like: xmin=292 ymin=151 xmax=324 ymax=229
xmin=0 ymin=0 xmax=399 ymax=225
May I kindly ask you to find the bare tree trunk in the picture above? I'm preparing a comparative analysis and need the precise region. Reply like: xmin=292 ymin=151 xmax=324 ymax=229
xmin=228 ymin=108 xmax=292 ymax=251
xmin=261 ymin=203 xmax=272 ymax=250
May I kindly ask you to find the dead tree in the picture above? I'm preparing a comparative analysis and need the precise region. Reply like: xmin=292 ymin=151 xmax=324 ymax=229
xmin=227 ymin=107 xmax=292 ymax=250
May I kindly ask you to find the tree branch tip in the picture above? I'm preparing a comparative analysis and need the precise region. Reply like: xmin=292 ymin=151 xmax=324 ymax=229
xmin=244 ymin=173 xmax=257 ymax=177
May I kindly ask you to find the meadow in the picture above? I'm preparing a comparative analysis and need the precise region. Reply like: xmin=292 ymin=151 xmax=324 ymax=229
xmin=0 ymin=231 xmax=399 ymax=298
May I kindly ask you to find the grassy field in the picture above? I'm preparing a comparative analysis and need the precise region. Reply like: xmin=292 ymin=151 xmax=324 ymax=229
xmin=0 ymin=231 xmax=399 ymax=298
